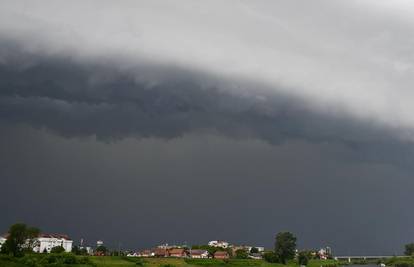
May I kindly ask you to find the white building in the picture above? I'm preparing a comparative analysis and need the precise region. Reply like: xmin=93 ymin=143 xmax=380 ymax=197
xmin=0 ymin=236 xmax=6 ymax=250
xmin=32 ymin=234 xmax=73 ymax=253
xmin=97 ymin=240 xmax=104 ymax=247
xmin=208 ymin=240 xmax=229 ymax=248
xmin=318 ymin=247 xmax=332 ymax=260
xmin=249 ymin=246 xmax=265 ymax=252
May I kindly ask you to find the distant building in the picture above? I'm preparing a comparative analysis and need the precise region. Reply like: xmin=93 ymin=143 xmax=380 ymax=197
xmin=208 ymin=240 xmax=229 ymax=248
xmin=97 ymin=240 xmax=104 ymax=247
xmin=318 ymin=247 xmax=332 ymax=260
xmin=157 ymin=243 xmax=173 ymax=249
xmin=33 ymin=233 xmax=73 ymax=253
xmin=231 ymin=245 xmax=265 ymax=255
xmin=250 ymin=246 xmax=265 ymax=252
xmin=0 ymin=235 xmax=6 ymax=250
xmin=138 ymin=249 xmax=154 ymax=257
xmin=214 ymin=251 xmax=229 ymax=259
xmin=154 ymin=248 xmax=169 ymax=257
xmin=190 ymin=249 xmax=209 ymax=259
xmin=169 ymin=248 xmax=187 ymax=257
xmin=0 ymin=233 xmax=72 ymax=253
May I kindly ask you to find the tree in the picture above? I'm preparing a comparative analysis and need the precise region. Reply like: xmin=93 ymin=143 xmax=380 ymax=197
xmin=263 ymin=251 xmax=279 ymax=263
xmin=250 ymin=247 xmax=259 ymax=254
xmin=405 ymin=243 xmax=414 ymax=256
xmin=50 ymin=245 xmax=65 ymax=253
xmin=298 ymin=251 xmax=309 ymax=266
xmin=72 ymin=245 xmax=80 ymax=255
xmin=0 ymin=223 xmax=40 ymax=256
xmin=235 ymin=249 xmax=248 ymax=259
xmin=96 ymin=245 xmax=107 ymax=255
xmin=274 ymin=232 xmax=297 ymax=264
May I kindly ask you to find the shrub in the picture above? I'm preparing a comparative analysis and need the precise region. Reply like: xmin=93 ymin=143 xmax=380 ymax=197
xmin=263 ymin=251 xmax=279 ymax=263
xmin=61 ymin=253 xmax=77 ymax=264
xmin=298 ymin=252 xmax=309 ymax=266
xmin=50 ymin=246 xmax=65 ymax=254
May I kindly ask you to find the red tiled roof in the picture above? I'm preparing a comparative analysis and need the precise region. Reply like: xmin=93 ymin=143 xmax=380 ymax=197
xmin=38 ymin=233 xmax=71 ymax=240
xmin=154 ymin=248 xmax=168 ymax=256
xmin=1 ymin=233 xmax=70 ymax=240
xmin=169 ymin=248 xmax=185 ymax=254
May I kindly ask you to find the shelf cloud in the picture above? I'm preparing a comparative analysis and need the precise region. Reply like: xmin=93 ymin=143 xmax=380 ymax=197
xmin=1 ymin=0 xmax=414 ymax=138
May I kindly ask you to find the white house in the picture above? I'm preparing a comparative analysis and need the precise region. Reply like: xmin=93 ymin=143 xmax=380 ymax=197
xmin=0 ymin=236 xmax=6 ymax=250
xmin=208 ymin=240 xmax=229 ymax=248
xmin=32 ymin=234 xmax=73 ymax=253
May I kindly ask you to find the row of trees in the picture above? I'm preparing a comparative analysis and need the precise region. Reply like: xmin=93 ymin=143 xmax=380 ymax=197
xmin=405 ymin=243 xmax=414 ymax=256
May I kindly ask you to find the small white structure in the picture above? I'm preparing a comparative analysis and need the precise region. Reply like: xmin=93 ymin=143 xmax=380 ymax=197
xmin=249 ymin=246 xmax=265 ymax=252
xmin=97 ymin=240 xmax=104 ymax=247
xmin=318 ymin=247 xmax=332 ymax=260
xmin=33 ymin=234 xmax=73 ymax=253
xmin=208 ymin=240 xmax=229 ymax=248
xmin=0 ymin=236 xmax=6 ymax=250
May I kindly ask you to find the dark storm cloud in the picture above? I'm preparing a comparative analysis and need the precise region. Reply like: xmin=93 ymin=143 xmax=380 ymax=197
xmin=0 ymin=40 xmax=407 ymax=148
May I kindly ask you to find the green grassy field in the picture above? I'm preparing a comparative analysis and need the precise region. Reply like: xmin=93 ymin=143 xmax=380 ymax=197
xmin=0 ymin=255 xmax=354 ymax=267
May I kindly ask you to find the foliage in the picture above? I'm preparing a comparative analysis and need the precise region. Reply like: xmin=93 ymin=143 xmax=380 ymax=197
xmin=184 ymin=258 xmax=225 ymax=265
xmin=0 ymin=223 xmax=40 ymax=257
xmin=50 ymin=246 xmax=65 ymax=254
xmin=405 ymin=244 xmax=414 ymax=256
xmin=0 ymin=253 xmax=97 ymax=267
xmin=263 ymin=251 xmax=279 ymax=263
xmin=395 ymin=264 xmax=414 ymax=267
xmin=298 ymin=252 xmax=309 ymax=266
xmin=274 ymin=232 xmax=297 ymax=264
xmin=96 ymin=246 xmax=108 ymax=255
xmin=250 ymin=247 xmax=259 ymax=254
xmin=235 ymin=249 xmax=248 ymax=259
xmin=72 ymin=246 xmax=81 ymax=255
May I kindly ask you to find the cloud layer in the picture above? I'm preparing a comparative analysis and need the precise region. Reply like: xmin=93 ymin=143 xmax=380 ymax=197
xmin=1 ymin=0 xmax=414 ymax=136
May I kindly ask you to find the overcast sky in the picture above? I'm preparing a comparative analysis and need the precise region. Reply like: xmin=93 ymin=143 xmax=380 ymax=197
xmin=1 ymin=0 xmax=414 ymax=255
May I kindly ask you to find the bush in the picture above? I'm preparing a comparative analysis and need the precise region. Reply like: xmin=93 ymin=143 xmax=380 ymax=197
xmin=235 ymin=249 xmax=248 ymax=259
xmin=298 ymin=252 xmax=309 ymax=266
xmin=50 ymin=246 xmax=65 ymax=254
xmin=61 ymin=253 xmax=77 ymax=264
xmin=263 ymin=251 xmax=279 ymax=263
xmin=395 ymin=264 xmax=414 ymax=267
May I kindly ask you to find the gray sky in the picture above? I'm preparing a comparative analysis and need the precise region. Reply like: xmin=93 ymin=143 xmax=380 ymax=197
xmin=1 ymin=0 xmax=414 ymax=255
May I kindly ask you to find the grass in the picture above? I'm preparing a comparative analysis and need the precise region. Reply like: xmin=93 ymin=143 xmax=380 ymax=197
xmin=0 ymin=255 xmax=359 ymax=267
xmin=90 ymin=256 xmax=136 ymax=267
